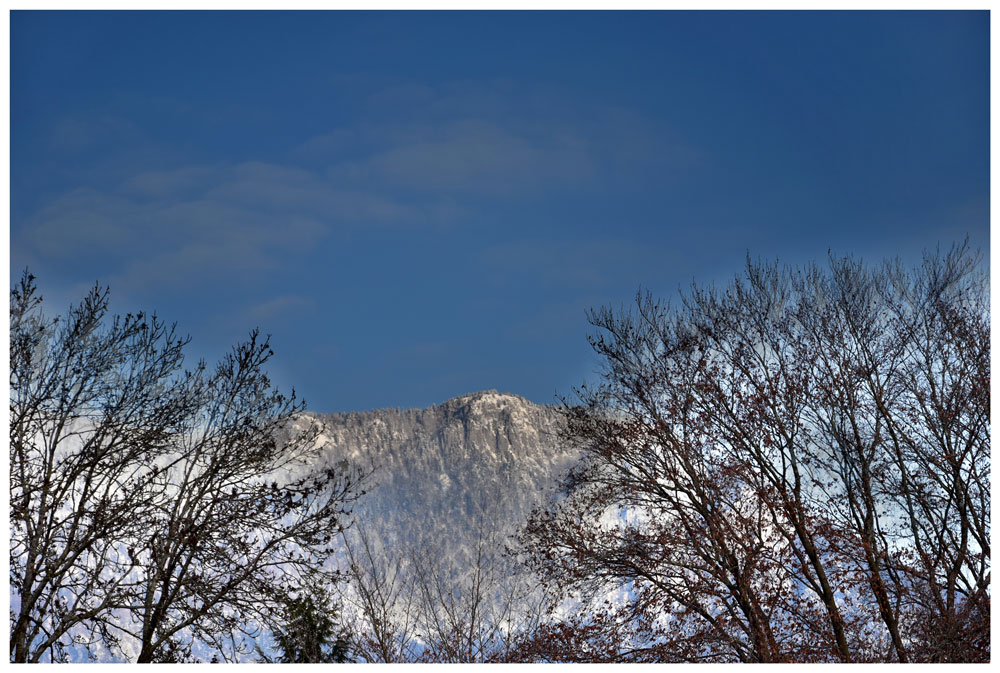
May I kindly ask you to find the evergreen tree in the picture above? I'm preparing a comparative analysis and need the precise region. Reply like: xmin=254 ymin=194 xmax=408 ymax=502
xmin=260 ymin=581 xmax=352 ymax=663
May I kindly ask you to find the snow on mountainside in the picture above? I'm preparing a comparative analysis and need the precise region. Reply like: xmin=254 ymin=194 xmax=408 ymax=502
xmin=308 ymin=390 xmax=578 ymax=552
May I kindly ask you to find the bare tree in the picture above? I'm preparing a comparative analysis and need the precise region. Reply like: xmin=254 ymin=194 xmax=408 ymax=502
xmin=518 ymin=243 xmax=989 ymax=662
xmin=124 ymin=340 xmax=364 ymax=662
xmin=410 ymin=508 xmax=547 ymax=662
xmin=337 ymin=522 xmax=419 ymax=663
xmin=10 ymin=272 xmax=196 ymax=662
xmin=869 ymin=248 xmax=990 ymax=660
xmin=518 ymin=376 xmax=815 ymax=662
xmin=338 ymin=506 xmax=551 ymax=663
xmin=9 ymin=273 xmax=365 ymax=662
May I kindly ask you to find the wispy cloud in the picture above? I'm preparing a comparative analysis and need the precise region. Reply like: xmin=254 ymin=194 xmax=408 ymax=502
xmin=14 ymin=79 xmax=695 ymax=300
xmin=337 ymin=119 xmax=595 ymax=194
xmin=296 ymin=80 xmax=696 ymax=196
xmin=16 ymin=179 xmax=329 ymax=292
xmin=47 ymin=115 xmax=144 ymax=154
xmin=13 ymin=159 xmax=462 ymax=294
xmin=246 ymin=294 xmax=316 ymax=323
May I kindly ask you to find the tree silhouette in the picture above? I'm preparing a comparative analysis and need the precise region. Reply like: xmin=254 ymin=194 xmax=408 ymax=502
xmin=10 ymin=272 xmax=366 ymax=662
xmin=519 ymin=243 xmax=988 ymax=662
xmin=258 ymin=581 xmax=351 ymax=663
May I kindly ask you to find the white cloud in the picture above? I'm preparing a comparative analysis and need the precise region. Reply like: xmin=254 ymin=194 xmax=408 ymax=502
xmin=15 ymin=79 xmax=695 ymax=298
xmin=296 ymin=80 xmax=695 ymax=196
xmin=47 ymin=115 xmax=143 ymax=154
xmin=13 ymin=160 xmax=462 ymax=294
xmin=340 ymin=119 xmax=595 ymax=194
xmin=247 ymin=294 xmax=315 ymax=323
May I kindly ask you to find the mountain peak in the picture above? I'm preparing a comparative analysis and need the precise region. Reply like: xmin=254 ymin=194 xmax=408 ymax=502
xmin=441 ymin=389 xmax=537 ymax=409
xmin=313 ymin=389 xmax=577 ymax=553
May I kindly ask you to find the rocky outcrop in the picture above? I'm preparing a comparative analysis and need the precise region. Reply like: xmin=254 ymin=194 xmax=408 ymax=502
xmin=311 ymin=390 xmax=577 ymax=553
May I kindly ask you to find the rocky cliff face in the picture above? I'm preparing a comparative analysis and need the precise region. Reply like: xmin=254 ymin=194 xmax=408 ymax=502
xmin=310 ymin=390 xmax=577 ymax=554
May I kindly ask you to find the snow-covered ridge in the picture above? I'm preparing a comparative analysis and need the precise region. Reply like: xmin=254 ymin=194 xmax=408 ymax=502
xmin=306 ymin=390 xmax=579 ymax=558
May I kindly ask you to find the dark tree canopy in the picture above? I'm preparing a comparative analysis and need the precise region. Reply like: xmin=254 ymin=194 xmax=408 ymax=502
xmin=258 ymin=580 xmax=351 ymax=663
xmin=518 ymin=244 xmax=989 ymax=663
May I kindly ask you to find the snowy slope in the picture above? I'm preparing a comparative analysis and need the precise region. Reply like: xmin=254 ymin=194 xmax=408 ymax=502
xmin=310 ymin=390 xmax=577 ymax=554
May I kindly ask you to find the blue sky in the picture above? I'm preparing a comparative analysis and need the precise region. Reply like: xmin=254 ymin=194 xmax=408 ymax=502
xmin=10 ymin=10 xmax=989 ymax=412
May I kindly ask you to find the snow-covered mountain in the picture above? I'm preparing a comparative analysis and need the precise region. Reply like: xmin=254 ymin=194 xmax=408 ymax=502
xmin=310 ymin=390 xmax=578 ymax=553
xmin=297 ymin=391 xmax=579 ymax=660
